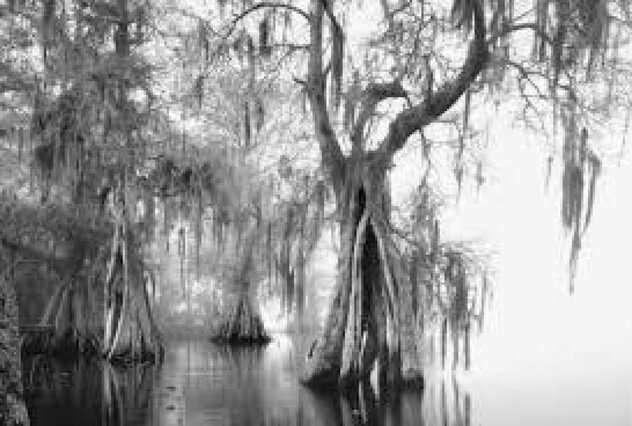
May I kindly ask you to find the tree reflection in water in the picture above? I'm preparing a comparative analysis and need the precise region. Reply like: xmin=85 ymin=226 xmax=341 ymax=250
xmin=22 ymin=337 xmax=472 ymax=426
xmin=320 ymin=376 xmax=471 ymax=426
xmin=23 ymin=355 xmax=155 ymax=426
xmin=102 ymin=363 xmax=155 ymax=426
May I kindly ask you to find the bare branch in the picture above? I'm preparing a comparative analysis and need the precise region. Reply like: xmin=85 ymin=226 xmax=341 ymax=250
xmin=378 ymin=0 xmax=488 ymax=158
xmin=351 ymin=80 xmax=407 ymax=147
xmin=486 ymin=22 xmax=555 ymax=47
xmin=225 ymin=2 xmax=310 ymax=40
xmin=379 ymin=0 xmax=404 ymax=75
xmin=306 ymin=0 xmax=345 ymax=188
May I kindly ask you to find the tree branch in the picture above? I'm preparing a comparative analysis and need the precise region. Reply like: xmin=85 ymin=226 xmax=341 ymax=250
xmin=379 ymin=0 xmax=404 ymax=75
xmin=307 ymin=0 xmax=345 ymax=188
xmin=351 ymin=80 xmax=407 ymax=147
xmin=486 ymin=22 xmax=555 ymax=47
xmin=225 ymin=2 xmax=310 ymax=40
xmin=378 ymin=0 xmax=488 ymax=158
xmin=319 ymin=0 xmax=342 ymax=31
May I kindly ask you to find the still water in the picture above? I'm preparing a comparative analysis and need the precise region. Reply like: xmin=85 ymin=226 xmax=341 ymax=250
xmin=23 ymin=335 xmax=470 ymax=426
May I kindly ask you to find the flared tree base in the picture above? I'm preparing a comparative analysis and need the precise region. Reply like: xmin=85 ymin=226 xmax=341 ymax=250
xmin=211 ymin=295 xmax=270 ymax=345
xmin=300 ymin=174 xmax=426 ymax=393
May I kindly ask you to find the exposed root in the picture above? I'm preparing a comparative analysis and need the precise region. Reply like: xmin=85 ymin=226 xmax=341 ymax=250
xmin=301 ymin=181 xmax=425 ymax=392
xmin=102 ymin=216 xmax=163 ymax=364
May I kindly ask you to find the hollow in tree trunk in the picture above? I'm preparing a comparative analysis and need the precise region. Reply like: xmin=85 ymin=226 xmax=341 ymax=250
xmin=299 ymin=157 xmax=424 ymax=391
xmin=298 ymin=0 xmax=488 ymax=392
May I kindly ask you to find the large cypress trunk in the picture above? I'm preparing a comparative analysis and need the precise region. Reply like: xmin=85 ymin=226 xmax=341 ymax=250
xmin=299 ymin=155 xmax=424 ymax=391
xmin=102 ymin=217 xmax=163 ymax=363
xmin=300 ymin=0 xmax=487 ymax=393
xmin=0 ymin=274 xmax=30 ymax=425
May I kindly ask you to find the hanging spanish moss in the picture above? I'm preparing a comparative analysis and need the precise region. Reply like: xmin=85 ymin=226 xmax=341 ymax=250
xmin=560 ymin=100 xmax=601 ymax=290
xmin=247 ymin=34 xmax=256 ymax=81
xmin=141 ymin=148 xmax=331 ymax=343
xmin=328 ymin=12 xmax=344 ymax=112
xmin=243 ymin=100 xmax=251 ymax=148
xmin=255 ymin=97 xmax=265 ymax=132
xmin=259 ymin=16 xmax=271 ymax=58
xmin=0 ymin=193 xmax=163 ymax=362
xmin=198 ymin=18 xmax=209 ymax=61
xmin=270 ymin=173 xmax=329 ymax=323
xmin=403 ymin=181 xmax=491 ymax=371
xmin=193 ymin=75 xmax=205 ymax=109
xmin=212 ymin=223 xmax=270 ymax=344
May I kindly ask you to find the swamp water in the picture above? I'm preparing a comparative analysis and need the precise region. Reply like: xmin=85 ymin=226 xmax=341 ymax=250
xmin=22 ymin=334 xmax=469 ymax=426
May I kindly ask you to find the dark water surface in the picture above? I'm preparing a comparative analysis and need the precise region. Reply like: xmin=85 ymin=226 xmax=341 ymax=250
xmin=23 ymin=335 xmax=469 ymax=425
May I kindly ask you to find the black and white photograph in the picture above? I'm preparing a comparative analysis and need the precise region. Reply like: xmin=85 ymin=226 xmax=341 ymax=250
xmin=0 ymin=0 xmax=631 ymax=424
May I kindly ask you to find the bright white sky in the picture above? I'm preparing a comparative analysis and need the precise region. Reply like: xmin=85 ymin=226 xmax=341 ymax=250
xmin=344 ymin=4 xmax=632 ymax=424
xmin=465 ymin=131 xmax=631 ymax=426
xmin=390 ymin=118 xmax=632 ymax=425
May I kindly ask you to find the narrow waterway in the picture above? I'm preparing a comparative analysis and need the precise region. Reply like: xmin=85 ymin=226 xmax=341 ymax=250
xmin=23 ymin=335 xmax=469 ymax=426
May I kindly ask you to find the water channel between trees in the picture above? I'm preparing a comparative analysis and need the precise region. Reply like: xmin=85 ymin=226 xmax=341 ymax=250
xmin=22 ymin=334 xmax=471 ymax=426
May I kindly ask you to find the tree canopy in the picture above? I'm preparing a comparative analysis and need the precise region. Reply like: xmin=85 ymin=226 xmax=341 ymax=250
xmin=191 ymin=0 xmax=632 ymax=286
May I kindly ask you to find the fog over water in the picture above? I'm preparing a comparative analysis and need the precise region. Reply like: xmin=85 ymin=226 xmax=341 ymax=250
xmin=392 ymin=123 xmax=632 ymax=425
xmin=23 ymin=132 xmax=631 ymax=426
